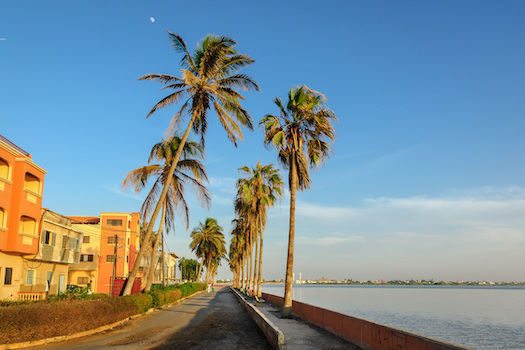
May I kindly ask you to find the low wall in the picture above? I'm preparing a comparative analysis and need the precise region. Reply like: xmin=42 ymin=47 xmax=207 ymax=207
xmin=261 ymin=292 xmax=473 ymax=350
xmin=231 ymin=288 xmax=284 ymax=350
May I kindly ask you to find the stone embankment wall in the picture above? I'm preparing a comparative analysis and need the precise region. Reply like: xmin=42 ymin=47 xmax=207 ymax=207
xmin=261 ymin=293 xmax=473 ymax=350
xmin=231 ymin=288 xmax=284 ymax=349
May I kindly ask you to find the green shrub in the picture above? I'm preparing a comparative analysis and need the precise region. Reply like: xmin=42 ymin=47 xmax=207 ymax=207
xmin=164 ymin=289 xmax=182 ymax=304
xmin=129 ymin=293 xmax=153 ymax=313
xmin=148 ymin=290 xmax=165 ymax=308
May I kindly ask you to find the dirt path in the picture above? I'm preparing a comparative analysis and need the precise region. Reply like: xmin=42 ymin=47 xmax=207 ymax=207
xmin=29 ymin=288 xmax=272 ymax=350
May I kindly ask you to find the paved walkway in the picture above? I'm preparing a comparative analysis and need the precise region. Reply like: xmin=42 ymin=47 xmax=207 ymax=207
xmin=24 ymin=288 xmax=360 ymax=350
xmin=253 ymin=298 xmax=362 ymax=350
xmin=29 ymin=288 xmax=272 ymax=350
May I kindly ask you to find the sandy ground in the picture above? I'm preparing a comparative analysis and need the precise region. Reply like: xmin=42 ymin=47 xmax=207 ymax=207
xmin=28 ymin=288 xmax=272 ymax=350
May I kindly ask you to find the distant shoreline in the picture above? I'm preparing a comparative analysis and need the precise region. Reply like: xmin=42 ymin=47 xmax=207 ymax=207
xmin=257 ymin=281 xmax=525 ymax=286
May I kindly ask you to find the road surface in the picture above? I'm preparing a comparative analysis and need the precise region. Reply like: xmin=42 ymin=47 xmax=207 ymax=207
xmin=29 ymin=287 xmax=272 ymax=350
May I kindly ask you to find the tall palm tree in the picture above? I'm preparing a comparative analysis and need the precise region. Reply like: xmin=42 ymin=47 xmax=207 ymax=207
xmin=123 ymin=31 xmax=259 ymax=295
xmin=122 ymin=136 xmax=210 ymax=291
xmin=190 ymin=218 xmax=226 ymax=284
xmin=260 ymin=86 xmax=337 ymax=317
xmin=235 ymin=162 xmax=283 ymax=297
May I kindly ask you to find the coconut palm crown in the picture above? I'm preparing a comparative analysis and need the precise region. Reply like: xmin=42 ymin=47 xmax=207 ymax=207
xmin=139 ymin=30 xmax=260 ymax=146
xmin=122 ymin=136 xmax=210 ymax=231
xmin=190 ymin=217 xmax=227 ymax=284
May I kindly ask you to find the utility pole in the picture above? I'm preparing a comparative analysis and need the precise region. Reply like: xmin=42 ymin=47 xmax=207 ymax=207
xmin=112 ymin=234 xmax=117 ymax=296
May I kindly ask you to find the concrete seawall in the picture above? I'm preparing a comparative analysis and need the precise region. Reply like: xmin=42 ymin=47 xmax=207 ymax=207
xmin=262 ymin=292 xmax=473 ymax=350
xmin=231 ymin=288 xmax=285 ymax=349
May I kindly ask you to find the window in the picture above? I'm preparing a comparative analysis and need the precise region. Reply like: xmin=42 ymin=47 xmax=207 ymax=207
xmin=106 ymin=255 xmax=115 ymax=263
xmin=19 ymin=216 xmax=36 ymax=235
xmin=106 ymin=219 xmax=122 ymax=227
xmin=0 ymin=158 xmax=9 ymax=180
xmin=46 ymin=271 xmax=53 ymax=291
xmin=107 ymin=236 xmax=117 ymax=244
xmin=26 ymin=270 xmax=35 ymax=285
xmin=42 ymin=230 xmax=52 ymax=245
xmin=77 ymin=276 xmax=89 ymax=284
xmin=62 ymin=235 xmax=67 ymax=248
xmin=83 ymin=236 xmax=90 ymax=243
xmin=80 ymin=254 xmax=93 ymax=262
xmin=67 ymin=237 xmax=79 ymax=250
xmin=0 ymin=207 xmax=5 ymax=228
xmin=24 ymin=173 xmax=41 ymax=195
xmin=4 ymin=267 xmax=12 ymax=285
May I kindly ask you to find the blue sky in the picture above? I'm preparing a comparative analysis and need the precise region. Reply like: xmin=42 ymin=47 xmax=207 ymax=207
xmin=2 ymin=1 xmax=525 ymax=282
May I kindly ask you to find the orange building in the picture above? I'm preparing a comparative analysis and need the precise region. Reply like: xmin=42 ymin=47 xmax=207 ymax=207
xmin=0 ymin=135 xmax=46 ymax=300
xmin=0 ymin=135 xmax=46 ymax=255
xmin=0 ymin=136 xmax=84 ymax=301
xmin=68 ymin=212 xmax=141 ymax=294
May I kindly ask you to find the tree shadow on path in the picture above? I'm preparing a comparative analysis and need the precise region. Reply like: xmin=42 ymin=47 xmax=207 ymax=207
xmin=151 ymin=288 xmax=272 ymax=350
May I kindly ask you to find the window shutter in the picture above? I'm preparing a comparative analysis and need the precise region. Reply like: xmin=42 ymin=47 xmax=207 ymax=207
xmin=51 ymin=232 xmax=56 ymax=246
xmin=27 ymin=270 xmax=35 ymax=285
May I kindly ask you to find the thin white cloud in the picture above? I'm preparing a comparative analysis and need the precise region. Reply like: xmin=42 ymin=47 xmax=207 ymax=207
xmin=261 ymin=186 xmax=525 ymax=281
xmin=208 ymin=176 xmax=237 ymax=195
xmin=298 ymin=235 xmax=366 ymax=247
xmin=104 ymin=184 xmax=144 ymax=201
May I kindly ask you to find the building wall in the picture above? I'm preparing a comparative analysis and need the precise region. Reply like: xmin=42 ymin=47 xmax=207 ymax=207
xmin=0 ymin=136 xmax=46 ymax=255
xmin=18 ymin=260 xmax=69 ymax=301
xmin=0 ymin=136 xmax=51 ymax=301
xmin=68 ymin=223 xmax=101 ymax=292
xmin=70 ymin=212 xmax=141 ymax=294
xmin=0 ymin=253 xmax=23 ymax=300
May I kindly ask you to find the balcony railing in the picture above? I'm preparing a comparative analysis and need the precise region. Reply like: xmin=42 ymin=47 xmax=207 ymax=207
xmin=18 ymin=292 xmax=46 ymax=302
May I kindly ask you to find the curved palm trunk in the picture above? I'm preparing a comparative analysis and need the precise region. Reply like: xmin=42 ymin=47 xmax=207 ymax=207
xmin=197 ymin=257 xmax=204 ymax=282
xmin=248 ymin=243 xmax=253 ymax=294
xmin=141 ymin=241 xmax=152 ymax=286
xmin=123 ymin=112 xmax=198 ymax=296
xmin=282 ymin=165 xmax=297 ymax=318
xmin=253 ymin=227 xmax=259 ymax=296
xmin=241 ymin=257 xmax=245 ymax=289
xmin=205 ymin=253 xmax=212 ymax=284
xmin=161 ymin=232 xmax=165 ymax=286
xmin=257 ymin=217 xmax=264 ymax=298
xmin=145 ymin=202 xmax=166 ymax=292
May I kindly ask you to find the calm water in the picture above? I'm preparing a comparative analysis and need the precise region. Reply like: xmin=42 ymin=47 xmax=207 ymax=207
xmin=261 ymin=284 xmax=525 ymax=350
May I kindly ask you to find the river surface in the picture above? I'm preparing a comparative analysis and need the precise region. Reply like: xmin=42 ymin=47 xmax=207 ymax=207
xmin=261 ymin=284 xmax=525 ymax=350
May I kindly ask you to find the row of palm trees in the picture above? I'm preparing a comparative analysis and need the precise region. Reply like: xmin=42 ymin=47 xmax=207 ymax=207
xmin=229 ymin=162 xmax=283 ymax=297
xmin=121 ymin=30 xmax=337 ymax=319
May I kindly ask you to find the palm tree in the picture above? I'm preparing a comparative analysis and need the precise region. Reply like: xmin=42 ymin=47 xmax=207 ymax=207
xmin=235 ymin=162 xmax=283 ymax=297
xmin=259 ymin=86 xmax=337 ymax=317
xmin=123 ymin=31 xmax=259 ymax=295
xmin=122 ymin=136 xmax=210 ymax=291
xmin=190 ymin=218 xmax=226 ymax=284
xmin=230 ymin=216 xmax=249 ymax=290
